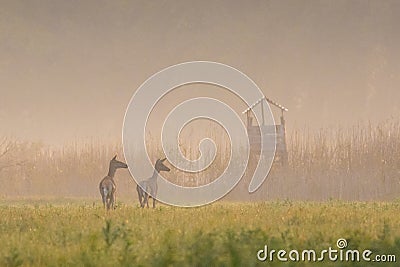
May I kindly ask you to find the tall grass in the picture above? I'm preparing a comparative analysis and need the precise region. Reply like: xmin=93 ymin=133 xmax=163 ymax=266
xmin=282 ymin=119 xmax=400 ymax=200
xmin=0 ymin=120 xmax=399 ymax=201
xmin=0 ymin=201 xmax=399 ymax=266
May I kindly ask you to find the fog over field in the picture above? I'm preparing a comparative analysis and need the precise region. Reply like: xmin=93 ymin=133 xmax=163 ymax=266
xmin=1 ymin=0 xmax=399 ymax=145
xmin=0 ymin=1 xmax=399 ymax=202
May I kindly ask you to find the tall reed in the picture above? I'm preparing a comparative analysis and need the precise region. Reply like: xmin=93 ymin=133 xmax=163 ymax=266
xmin=0 ymin=120 xmax=399 ymax=201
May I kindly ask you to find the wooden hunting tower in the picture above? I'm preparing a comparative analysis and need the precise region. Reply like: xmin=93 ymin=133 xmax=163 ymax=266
xmin=242 ymin=97 xmax=288 ymax=165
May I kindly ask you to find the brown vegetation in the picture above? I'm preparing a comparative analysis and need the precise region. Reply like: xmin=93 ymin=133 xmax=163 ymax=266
xmin=0 ymin=120 xmax=399 ymax=202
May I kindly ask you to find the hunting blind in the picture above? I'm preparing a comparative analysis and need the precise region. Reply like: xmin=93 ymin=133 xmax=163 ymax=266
xmin=242 ymin=96 xmax=288 ymax=165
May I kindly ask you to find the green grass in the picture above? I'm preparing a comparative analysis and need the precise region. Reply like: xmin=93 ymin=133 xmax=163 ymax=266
xmin=0 ymin=200 xmax=399 ymax=266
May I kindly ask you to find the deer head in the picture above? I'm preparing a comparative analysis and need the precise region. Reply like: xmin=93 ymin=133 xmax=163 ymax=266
xmin=155 ymin=158 xmax=170 ymax=173
xmin=110 ymin=155 xmax=128 ymax=169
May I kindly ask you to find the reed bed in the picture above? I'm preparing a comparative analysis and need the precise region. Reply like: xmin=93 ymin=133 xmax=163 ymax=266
xmin=0 ymin=120 xmax=399 ymax=201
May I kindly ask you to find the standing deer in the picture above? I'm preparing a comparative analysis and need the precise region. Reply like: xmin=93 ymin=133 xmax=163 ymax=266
xmin=137 ymin=158 xmax=170 ymax=208
xmin=99 ymin=155 xmax=128 ymax=210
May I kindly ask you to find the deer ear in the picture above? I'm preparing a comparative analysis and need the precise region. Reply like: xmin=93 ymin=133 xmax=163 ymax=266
xmin=113 ymin=155 xmax=117 ymax=160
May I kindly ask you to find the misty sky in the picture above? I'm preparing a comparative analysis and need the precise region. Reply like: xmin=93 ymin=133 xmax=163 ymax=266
xmin=1 ymin=0 xmax=399 ymax=145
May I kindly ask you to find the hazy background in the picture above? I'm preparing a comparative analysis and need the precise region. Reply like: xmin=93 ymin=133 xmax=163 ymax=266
xmin=1 ymin=0 xmax=399 ymax=145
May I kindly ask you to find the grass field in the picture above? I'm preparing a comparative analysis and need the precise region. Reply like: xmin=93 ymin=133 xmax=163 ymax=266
xmin=0 ymin=199 xmax=399 ymax=266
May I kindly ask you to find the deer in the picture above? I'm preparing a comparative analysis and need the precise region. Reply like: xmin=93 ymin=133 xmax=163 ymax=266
xmin=99 ymin=155 xmax=128 ymax=210
xmin=137 ymin=158 xmax=170 ymax=208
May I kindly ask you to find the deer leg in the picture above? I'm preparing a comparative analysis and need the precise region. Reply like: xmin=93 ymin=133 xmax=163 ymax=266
xmin=144 ymin=193 xmax=149 ymax=208
xmin=100 ymin=187 xmax=106 ymax=208
xmin=152 ymin=186 xmax=157 ymax=209
xmin=141 ymin=190 xmax=145 ymax=208
xmin=137 ymin=186 xmax=143 ymax=208
xmin=140 ymin=194 xmax=144 ymax=208
xmin=141 ymin=195 xmax=145 ymax=208
xmin=106 ymin=196 xmax=111 ymax=210
xmin=110 ymin=193 xmax=114 ymax=210
xmin=112 ymin=192 xmax=116 ymax=210
xmin=101 ymin=193 xmax=106 ymax=208
xmin=140 ymin=195 xmax=144 ymax=208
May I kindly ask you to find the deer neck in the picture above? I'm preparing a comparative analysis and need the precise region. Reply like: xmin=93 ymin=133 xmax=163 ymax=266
xmin=108 ymin=165 xmax=117 ymax=178
xmin=150 ymin=169 xmax=159 ymax=180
